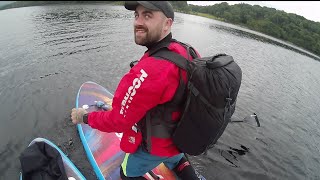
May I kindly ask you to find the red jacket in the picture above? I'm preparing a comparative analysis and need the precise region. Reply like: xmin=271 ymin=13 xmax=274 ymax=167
xmin=88 ymin=35 xmax=200 ymax=157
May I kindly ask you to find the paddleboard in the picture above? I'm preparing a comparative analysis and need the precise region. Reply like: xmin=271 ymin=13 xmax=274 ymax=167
xmin=76 ymin=81 xmax=179 ymax=180
xmin=20 ymin=137 xmax=86 ymax=180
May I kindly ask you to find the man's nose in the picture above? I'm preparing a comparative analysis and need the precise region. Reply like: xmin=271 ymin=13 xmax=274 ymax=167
xmin=134 ymin=16 xmax=144 ymax=26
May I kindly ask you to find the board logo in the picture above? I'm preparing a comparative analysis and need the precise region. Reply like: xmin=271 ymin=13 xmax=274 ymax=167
xmin=120 ymin=69 xmax=148 ymax=117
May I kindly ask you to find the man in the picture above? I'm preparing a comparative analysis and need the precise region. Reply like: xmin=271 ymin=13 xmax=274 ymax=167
xmin=71 ymin=1 xmax=201 ymax=179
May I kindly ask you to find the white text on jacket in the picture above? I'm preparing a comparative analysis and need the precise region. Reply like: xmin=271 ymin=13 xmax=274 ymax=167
xmin=120 ymin=69 xmax=148 ymax=117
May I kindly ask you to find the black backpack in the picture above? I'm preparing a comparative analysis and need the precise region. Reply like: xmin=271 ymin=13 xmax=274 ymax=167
xmin=153 ymin=41 xmax=242 ymax=156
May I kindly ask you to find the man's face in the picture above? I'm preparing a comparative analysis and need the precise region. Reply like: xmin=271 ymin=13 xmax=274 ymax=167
xmin=133 ymin=5 xmax=168 ymax=46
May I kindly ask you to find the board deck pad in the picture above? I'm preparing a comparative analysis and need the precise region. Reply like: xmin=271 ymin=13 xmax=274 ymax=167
xmin=76 ymin=81 xmax=177 ymax=180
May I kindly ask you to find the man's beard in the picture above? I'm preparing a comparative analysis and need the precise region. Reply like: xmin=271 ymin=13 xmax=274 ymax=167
xmin=134 ymin=25 xmax=162 ymax=46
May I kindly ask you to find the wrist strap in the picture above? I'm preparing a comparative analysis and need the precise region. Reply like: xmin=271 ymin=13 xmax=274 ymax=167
xmin=83 ymin=113 xmax=89 ymax=124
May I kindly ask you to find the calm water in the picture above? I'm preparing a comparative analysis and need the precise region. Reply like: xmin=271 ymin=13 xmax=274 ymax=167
xmin=0 ymin=4 xmax=320 ymax=180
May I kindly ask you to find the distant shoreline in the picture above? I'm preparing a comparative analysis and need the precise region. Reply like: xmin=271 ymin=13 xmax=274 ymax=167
xmin=175 ymin=10 xmax=320 ymax=61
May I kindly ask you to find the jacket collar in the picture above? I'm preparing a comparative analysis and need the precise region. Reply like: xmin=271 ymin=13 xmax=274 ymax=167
xmin=146 ymin=33 xmax=172 ymax=56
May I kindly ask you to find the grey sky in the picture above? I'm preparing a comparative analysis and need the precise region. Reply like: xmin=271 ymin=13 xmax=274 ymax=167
xmin=187 ymin=1 xmax=320 ymax=22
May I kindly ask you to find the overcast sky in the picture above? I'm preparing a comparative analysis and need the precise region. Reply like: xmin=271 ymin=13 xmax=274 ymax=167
xmin=187 ymin=1 xmax=320 ymax=22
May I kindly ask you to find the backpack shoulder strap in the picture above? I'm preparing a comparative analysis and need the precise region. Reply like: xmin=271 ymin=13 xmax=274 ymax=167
xmin=152 ymin=48 xmax=190 ymax=71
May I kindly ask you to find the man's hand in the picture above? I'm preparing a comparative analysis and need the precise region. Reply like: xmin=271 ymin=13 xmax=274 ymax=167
xmin=71 ymin=108 xmax=88 ymax=124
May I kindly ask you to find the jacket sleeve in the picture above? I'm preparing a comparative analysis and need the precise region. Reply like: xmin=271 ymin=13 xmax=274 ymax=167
xmin=87 ymin=56 xmax=180 ymax=133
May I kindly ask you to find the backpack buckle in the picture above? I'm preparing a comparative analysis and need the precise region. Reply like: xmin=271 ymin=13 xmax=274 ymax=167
xmin=130 ymin=60 xmax=138 ymax=68
xmin=226 ymin=98 xmax=232 ymax=101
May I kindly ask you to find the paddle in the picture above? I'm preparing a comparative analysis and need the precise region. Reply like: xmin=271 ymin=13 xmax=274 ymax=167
xmin=230 ymin=113 xmax=261 ymax=127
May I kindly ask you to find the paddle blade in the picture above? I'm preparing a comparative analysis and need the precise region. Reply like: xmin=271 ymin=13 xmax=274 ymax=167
xmin=242 ymin=113 xmax=260 ymax=127
xmin=230 ymin=113 xmax=261 ymax=127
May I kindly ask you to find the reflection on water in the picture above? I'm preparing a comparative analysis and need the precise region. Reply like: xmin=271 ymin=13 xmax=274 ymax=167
xmin=0 ymin=4 xmax=320 ymax=180
xmin=211 ymin=144 xmax=250 ymax=168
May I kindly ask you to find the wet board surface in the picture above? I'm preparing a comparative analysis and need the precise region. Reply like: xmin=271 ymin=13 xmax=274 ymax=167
xmin=76 ymin=81 xmax=178 ymax=180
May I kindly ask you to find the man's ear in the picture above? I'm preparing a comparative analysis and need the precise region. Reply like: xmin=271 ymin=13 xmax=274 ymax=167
xmin=164 ymin=18 xmax=173 ymax=32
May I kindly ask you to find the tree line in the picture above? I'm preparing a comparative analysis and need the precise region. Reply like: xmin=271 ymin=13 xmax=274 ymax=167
xmin=169 ymin=1 xmax=320 ymax=57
